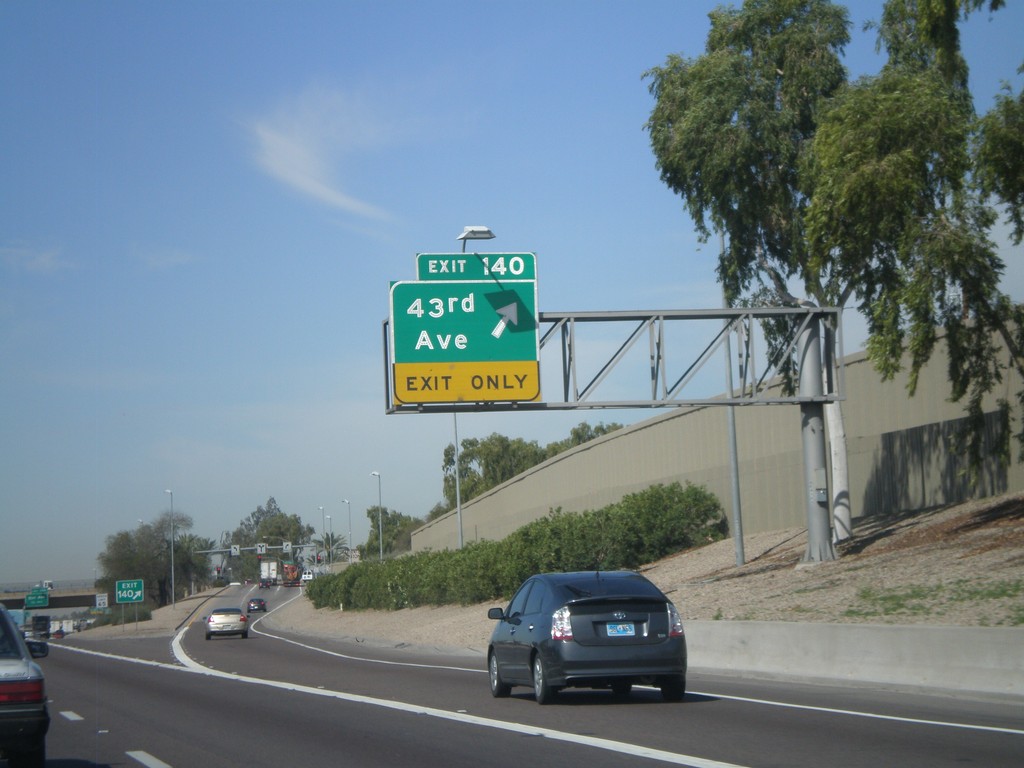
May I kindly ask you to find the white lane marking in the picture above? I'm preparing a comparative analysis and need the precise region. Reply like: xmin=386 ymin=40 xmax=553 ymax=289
xmin=60 ymin=710 xmax=84 ymax=721
xmin=251 ymin=595 xmax=1024 ymax=738
xmin=59 ymin=642 xmax=745 ymax=768
xmin=126 ymin=751 xmax=172 ymax=767
xmin=59 ymin=599 xmax=1024 ymax=746
xmin=686 ymin=689 xmax=1024 ymax=737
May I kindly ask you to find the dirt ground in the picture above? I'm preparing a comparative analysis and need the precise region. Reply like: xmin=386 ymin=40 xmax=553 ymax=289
xmin=79 ymin=491 xmax=1024 ymax=652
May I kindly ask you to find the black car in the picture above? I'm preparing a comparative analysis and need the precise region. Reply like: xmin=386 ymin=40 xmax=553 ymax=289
xmin=247 ymin=598 xmax=267 ymax=613
xmin=487 ymin=571 xmax=686 ymax=704
xmin=0 ymin=603 xmax=49 ymax=767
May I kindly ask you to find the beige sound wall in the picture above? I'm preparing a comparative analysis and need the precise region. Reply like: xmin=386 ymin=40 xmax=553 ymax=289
xmin=412 ymin=337 xmax=1023 ymax=552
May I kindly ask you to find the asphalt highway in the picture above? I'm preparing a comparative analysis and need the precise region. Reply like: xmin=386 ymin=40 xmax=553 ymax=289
xmin=43 ymin=586 xmax=1024 ymax=768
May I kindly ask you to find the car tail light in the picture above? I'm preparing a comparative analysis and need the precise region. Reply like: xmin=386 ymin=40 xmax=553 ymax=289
xmin=551 ymin=606 xmax=573 ymax=641
xmin=239 ymin=615 xmax=247 ymax=622
xmin=667 ymin=602 xmax=684 ymax=637
xmin=0 ymin=679 xmax=45 ymax=704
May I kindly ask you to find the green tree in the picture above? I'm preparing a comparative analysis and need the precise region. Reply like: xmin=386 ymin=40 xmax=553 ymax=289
xmin=425 ymin=500 xmax=450 ymax=523
xmin=96 ymin=512 xmax=213 ymax=607
xmin=976 ymin=82 xmax=1024 ymax=246
xmin=226 ymin=497 xmax=315 ymax=580
xmin=441 ymin=423 xmax=622 ymax=509
xmin=543 ymin=421 xmax=623 ymax=457
xmin=360 ymin=505 xmax=424 ymax=560
xmin=315 ymin=531 xmax=349 ymax=563
xmin=645 ymin=0 xmax=855 ymax=535
xmin=646 ymin=0 xmax=1023 ymax=520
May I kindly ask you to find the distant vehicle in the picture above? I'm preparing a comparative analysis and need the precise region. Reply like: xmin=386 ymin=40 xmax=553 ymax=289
xmin=259 ymin=559 xmax=278 ymax=586
xmin=0 ymin=602 xmax=49 ymax=767
xmin=50 ymin=629 xmax=64 ymax=640
xmin=487 ymin=571 xmax=687 ymax=704
xmin=300 ymin=570 xmax=314 ymax=583
xmin=205 ymin=608 xmax=249 ymax=640
xmin=258 ymin=579 xmax=272 ymax=589
xmin=247 ymin=598 xmax=267 ymax=613
xmin=280 ymin=561 xmax=301 ymax=587
xmin=29 ymin=616 xmax=49 ymax=640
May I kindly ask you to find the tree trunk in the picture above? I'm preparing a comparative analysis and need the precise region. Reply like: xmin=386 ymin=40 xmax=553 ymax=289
xmin=825 ymin=400 xmax=852 ymax=542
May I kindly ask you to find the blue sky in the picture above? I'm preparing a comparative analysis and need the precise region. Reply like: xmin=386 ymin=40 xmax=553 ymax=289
xmin=2 ymin=1 xmax=1022 ymax=585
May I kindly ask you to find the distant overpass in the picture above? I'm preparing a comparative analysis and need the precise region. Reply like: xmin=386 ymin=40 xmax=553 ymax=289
xmin=0 ymin=589 xmax=101 ymax=611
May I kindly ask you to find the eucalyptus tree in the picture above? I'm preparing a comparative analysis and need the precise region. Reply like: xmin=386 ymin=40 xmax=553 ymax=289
xmin=646 ymin=0 xmax=1022 ymax=536
xmin=645 ymin=0 xmax=855 ymax=537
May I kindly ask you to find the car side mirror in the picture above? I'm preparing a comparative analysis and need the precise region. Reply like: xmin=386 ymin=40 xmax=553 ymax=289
xmin=487 ymin=607 xmax=505 ymax=621
xmin=26 ymin=640 xmax=48 ymax=659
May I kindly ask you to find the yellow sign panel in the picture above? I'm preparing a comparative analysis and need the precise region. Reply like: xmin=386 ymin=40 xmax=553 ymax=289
xmin=393 ymin=361 xmax=541 ymax=405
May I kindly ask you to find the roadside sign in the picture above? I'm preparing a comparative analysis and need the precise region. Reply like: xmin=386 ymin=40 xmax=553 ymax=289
xmin=256 ymin=543 xmax=268 ymax=555
xmin=96 ymin=593 xmax=108 ymax=609
xmin=115 ymin=579 xmax=144 ymax=604
xmin=416 ymin=252 xmax=537 ymax=282
xmin=25 ymin=590 xmax=49 ymax=609
xmin=389 ymin=278 xmax=540 ymax=404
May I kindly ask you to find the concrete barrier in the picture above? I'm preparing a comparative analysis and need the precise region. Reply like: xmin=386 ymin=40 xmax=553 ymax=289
xmin=686 ymin=621 xmax=1024 ymax=698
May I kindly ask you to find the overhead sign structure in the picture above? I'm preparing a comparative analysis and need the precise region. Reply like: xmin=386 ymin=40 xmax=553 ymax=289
xmin=390 ymin=253 xmax=540 ymax=405
xmin=115 ymin=579 xmax=144 ymax=604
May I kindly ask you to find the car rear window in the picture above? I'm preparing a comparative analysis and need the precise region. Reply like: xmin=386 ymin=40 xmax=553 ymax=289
xmin=213 ymin=608 xmax=242 ymax=615
xmin=551 ymin=573 xmax=665 ymax=602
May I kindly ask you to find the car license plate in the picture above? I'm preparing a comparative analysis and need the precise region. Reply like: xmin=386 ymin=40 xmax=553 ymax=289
xmin=607 ymin=622 xmax=635 ymax=637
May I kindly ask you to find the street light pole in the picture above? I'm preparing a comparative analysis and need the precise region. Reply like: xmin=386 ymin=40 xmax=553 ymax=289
xmin=342 ymin=498 xmax=352 ymax=562
xmin=319 ymin=505 xmax=325 ymax=564
xmin=370 ymin=471 xmax=383 ymax=562
xmin=164 ymin=489 xmax=175 ymax=608
xmin=326 ymin=515 xmax=332 ymax=565
xmin=452 ymin=226 xmax=495 ymax=549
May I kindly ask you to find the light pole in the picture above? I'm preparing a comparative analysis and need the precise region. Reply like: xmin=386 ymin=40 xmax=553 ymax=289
xmin=342 ymin=498 xmax=352 ymax=562
xmin=452 ymin=226 xmax=495 ymax=549
xmin=164 ymin=489 xmax=175 ymax=607
xmin=370 ymin=471 xmax=383 ymax=562
xmin=319 ymin=505 xmax=325 ymax=564
xmin=326 ymin=515 xmax=332 ymax=565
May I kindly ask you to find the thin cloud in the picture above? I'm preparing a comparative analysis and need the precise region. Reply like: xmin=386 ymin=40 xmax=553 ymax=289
xmin=0 ymin=245 xmax=71 ymax=274
xmin=250 ymin=86 xmax=393 ymax=220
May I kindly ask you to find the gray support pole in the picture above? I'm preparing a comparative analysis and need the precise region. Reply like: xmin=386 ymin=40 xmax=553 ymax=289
xmin=798 ymin=311 xmax=836 ymax=562
xmin=721 ymin=249 xmax=744 ymax=565
xmin=454 ymin=412 xmax=464 ymax=549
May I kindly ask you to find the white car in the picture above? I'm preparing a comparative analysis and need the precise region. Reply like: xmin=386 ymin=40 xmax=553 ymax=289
xmin=0 ymin=603 xmax=49 ymax=766
xmin=204 ymin=607 xmax=249 ymax=640
xmin=301 ymin=570 xmax=314 ymax=582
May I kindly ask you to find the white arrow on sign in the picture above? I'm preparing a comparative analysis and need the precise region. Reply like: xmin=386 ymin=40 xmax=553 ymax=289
xmin=491 ymin=303 xmax=519 ymax=339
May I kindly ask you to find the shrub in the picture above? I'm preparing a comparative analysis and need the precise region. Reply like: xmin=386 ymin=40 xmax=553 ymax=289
xmin=306 ymin=482 xmax=726 ymax=611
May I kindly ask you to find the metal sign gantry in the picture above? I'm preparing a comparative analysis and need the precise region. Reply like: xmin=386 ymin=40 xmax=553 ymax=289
xmin=383 ymin=306 xmax=842 ymax=414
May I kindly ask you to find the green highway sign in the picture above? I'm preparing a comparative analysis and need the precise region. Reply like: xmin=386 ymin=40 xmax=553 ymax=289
xmin=391 ymin=280 xmax=538 ymax=363
xmin=25 ymin=590 xmax=48 ymax=608
xmin=389 ymin=278 xmax=540 ymax=404
xmin=115 ymin=579 xmax=144 ymax=604
xmin=416 ymin=252 xmax=537 ymax=282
